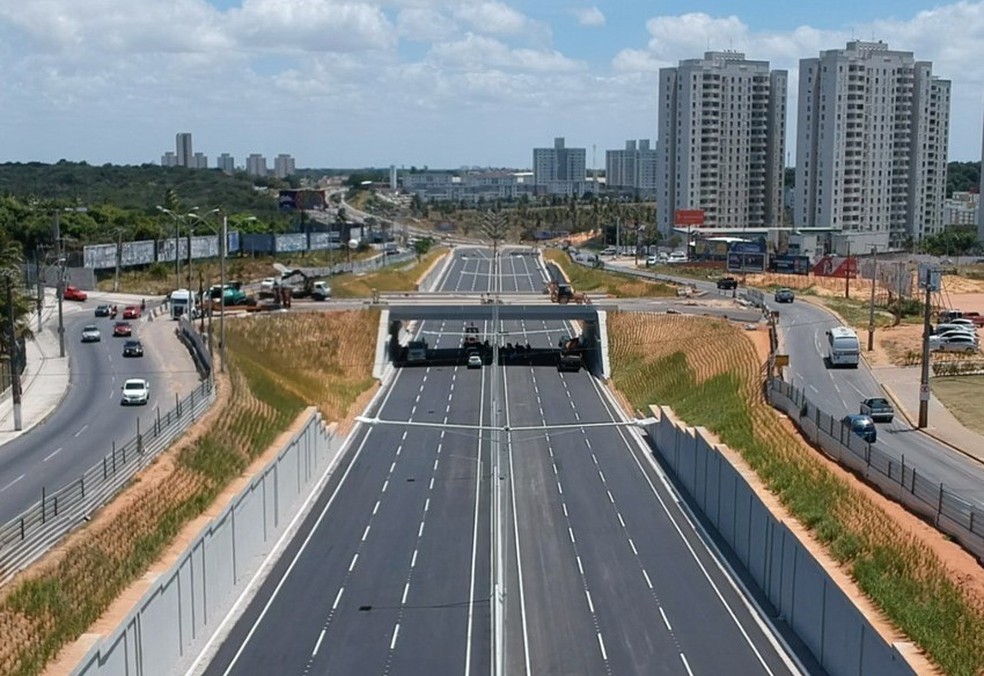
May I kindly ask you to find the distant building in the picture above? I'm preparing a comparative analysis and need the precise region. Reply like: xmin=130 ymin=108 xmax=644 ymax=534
xmin=192 ymin=152 xmax=208 ymax=170
xmin=402 ymin=170 xmax=535 ymax=204
xmin=161 ymin=151 xmax=178 ymax=168
xmin=606 ymin=140 xmax=657 ymax=198
xmin=217 ymin=153 xmax=235 ymax=174
xmin=176 ymin=133 xmax=193 ymax=168
xmin=656 ymin=51 xmax=787 ymax=237
xmin=979 ymin=114 xmax=984 ymax=244
xmin=533 ymin=137 xmax=588 ymax=196
xmin=246 ymin=153 xmax=268 ymax=177
xmin=944 ymin=191 xmax=979 ymax=228
xmin=795 ymin=41 xmax=950 ymax=252
xmin=274 ymin=153 xmax=296 ymax=179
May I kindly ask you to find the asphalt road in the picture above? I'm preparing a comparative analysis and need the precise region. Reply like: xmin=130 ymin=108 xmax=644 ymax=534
xmin=0 ymin=301 xmax=203 ymax=523
xmin=204 ymin=247 xmax=805 ymax=675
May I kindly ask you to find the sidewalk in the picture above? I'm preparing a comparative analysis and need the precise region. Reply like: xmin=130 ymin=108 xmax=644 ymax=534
xmin=872 ymin=364 xmax=984 ymax=465
xmin=0 ymin=290 xmax=71 ymax=446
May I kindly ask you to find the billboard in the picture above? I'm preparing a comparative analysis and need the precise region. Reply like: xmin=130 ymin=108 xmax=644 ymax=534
xmin=674 ymin=209 xmax=704 ymax=226
xmin=769 ymin=255 xmax=811 ymax=275
xmin=727 ymin=253 xmax=766 ymax=273
xmin=813 ymin=256 xmax=858 ymax=278
xmin=278 ymin=189 xmax=327 ymax=212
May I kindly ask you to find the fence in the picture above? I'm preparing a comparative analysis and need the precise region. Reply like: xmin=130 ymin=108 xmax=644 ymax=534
xmin=0 ymin=379 xmax=216 ymax=585
xmin=767 ymin=378 xmax=984 ymax=562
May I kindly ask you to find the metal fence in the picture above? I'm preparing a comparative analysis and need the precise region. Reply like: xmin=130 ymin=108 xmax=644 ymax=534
xmin=767 ymin=378 xmax=984 ymax=562
xmin=0 ymin=378 xmax=216 ymax=585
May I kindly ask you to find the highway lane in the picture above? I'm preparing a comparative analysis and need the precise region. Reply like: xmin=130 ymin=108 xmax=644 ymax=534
xmin=772 ymin=297 xmax=984 ymax=503
xmin=0 ymin=304 xmax=202 ymax=522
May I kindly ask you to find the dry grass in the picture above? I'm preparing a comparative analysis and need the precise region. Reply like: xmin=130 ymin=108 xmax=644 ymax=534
xmin=931 ymin=376 xmax=984 ymax=436
xmin=543 ymin=249 xmax=676 ymax=298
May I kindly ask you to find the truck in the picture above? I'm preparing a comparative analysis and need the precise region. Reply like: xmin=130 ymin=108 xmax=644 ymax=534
xmin=557 ymin=336 xmax=583 ymax=372
xmin=208 ymin=283 xmax=247 ymax=306
xmin=463 ymin=324 xmax=480 ymax=347
xmin=311 ymin=281 xmax=331 ymax=301
xmin=961 ymin=311 xmax=984 ymax=327
xmin=407 ymin=339 xmax=428 ymax=363
xmin=169 ymin=289 xmax=194 ymax=319
xmin=546 ymin=280 xmax=588 ymax=305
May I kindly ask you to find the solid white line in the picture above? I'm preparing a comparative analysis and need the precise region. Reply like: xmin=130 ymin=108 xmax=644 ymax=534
xmin=332 ymin=587 xmax=344 ymax=611
xmin=312 ymin=628 xmax=326 ymax=657
xmin=43 ymin=448 xmax=63 ymax=462
xmin=680 ymin=653 xmax=695 ymax=676
xmin=348 ymin=553 xmax=358 ymax=572
xmin=660 ymin=607 xmax=673 ymax=632
xmin=596 ymin=633 xmax=608 ymax=661
xmin=0 ymin=474 xmax=24 ymax=492
xmin=390 ymin=623 xmax=400 ymax=651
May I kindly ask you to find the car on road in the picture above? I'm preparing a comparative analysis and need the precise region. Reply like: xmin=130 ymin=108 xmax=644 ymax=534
xmin=466 ymin=353 xmax=483 ymax=369
xmin=80 ymin=325 xmax=101 ymax=343
xmin=774 ymin=288 xmax=795 ymax=303
xmin=94 ymin=304 xmax=111 ymax=317
xmin=122 ymin=339 xmax=144 ymax=357
xmin=929 ymin=333 xmax=978 ymax=353
xmin=600 ymin=246 xmax=617 ymax=256
xmin=62 ymin=285 xmax=87 ymax=301
xmin=113 ymin=321 xmax=133 ymax=337
xmin=645 ymin=254 xmax=659 ymax=266
xmin=716 ymin=277 xmax=738 ymax=290
xmin=666 ymin=251 xmax=688 ymax=264
xmin=122 ymin=305 xmax=141 ymax=319
xmin=120 ymin=378 xmax=150 ymax=406
xmin=860 ymin=397 xmax=895 ymax=423
xmin=842 ymin=414 xmax=877 ymax=443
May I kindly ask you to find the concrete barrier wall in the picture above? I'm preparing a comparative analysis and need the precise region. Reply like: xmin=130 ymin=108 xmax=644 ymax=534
xmin=645 ymin=407 xmax=916 ymax=676
xmin=72 ymin=410 xmax=339 ymax=676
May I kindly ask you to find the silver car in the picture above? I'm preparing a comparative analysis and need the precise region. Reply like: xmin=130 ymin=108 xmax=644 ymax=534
xmin=121 ymin=378 xmax=150 ymax=405
xmin=81 ymin=325 xmax=101 ymax=343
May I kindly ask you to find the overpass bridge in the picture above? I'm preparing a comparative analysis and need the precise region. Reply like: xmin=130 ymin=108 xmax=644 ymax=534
xmin=370 ymin=292 xmax=619 ymax=379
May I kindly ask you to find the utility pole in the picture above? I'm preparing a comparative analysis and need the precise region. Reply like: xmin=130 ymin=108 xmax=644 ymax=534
xmin=5 ymin=277 xmax=23 ymax=430
xmin=54 ymin=211 xmax=65 ymax=358
xmin=113 ymin=228 xmax=123 ymax=292
xmin=866 ymin=246 xmax=877 ymax=351
xmin=220 ymin=214 xmax=228 ymax=373
xmin=918 ymin=264 xmax=938 ymax=428
xmin=844 ymin=240 xmax=851 ymax=299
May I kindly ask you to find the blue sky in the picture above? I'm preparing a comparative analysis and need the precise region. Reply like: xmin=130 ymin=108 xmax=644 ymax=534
xmin=1 ymin=1 xmax=982 ymax=170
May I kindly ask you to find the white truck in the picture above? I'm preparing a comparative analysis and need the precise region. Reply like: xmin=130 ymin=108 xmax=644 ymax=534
xmin=311 ymin=281 xmax=331 ymax=301
xmin=169 ymin=289 xmax=195 ymax=319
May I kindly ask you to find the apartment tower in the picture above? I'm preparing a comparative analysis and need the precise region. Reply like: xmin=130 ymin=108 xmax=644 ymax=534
xmin=175 ymin=133 xmax=193 ymax=168
xmin=656 ymin=51 xmax=787 ymax=236
xmin=606 ymin=140 xmax=657 ymax=199
xmin=532 ymin=137 xmax=587 ymax=196
xmin=795 ymin=41 xmax=950 ymax=250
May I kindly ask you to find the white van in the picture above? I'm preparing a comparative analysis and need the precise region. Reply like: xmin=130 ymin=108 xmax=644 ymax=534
xmin=826 ymin=327 xmax=860 ymax=368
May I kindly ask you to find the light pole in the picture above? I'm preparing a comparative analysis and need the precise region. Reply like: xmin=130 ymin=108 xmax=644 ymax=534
xmin=157 ymin=206 xmax=199 ymax=290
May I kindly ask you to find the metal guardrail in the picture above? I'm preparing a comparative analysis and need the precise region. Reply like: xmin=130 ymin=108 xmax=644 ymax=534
xmin=767 ymin=377 xmax=984 ymax=562
xmin=0 ymin=379 xmax=216 ymax=585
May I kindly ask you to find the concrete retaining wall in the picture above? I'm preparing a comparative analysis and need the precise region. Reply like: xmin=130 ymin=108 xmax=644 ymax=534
xmin=645 ymin=406 xmax=917 ymax=676
xmin=71 ymin=410 xmax=340 ymax=676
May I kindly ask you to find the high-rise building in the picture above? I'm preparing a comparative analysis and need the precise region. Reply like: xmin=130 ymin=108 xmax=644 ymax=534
xmin=274 ymin=153 xmax=296 ymax=179
xmin=795 ymin=41 xmax=950 ymax=251
xmin=978 ymin=113 xmax=984 ymax=244
xmin=606 ymin=140 xmax=657 ymax=198
xmin=176 ymin=133 xmax=193 ymax=168
xmin=246 ymin=153 xmax=268 ymax=177
xmin=192 ymin=152 xmax=208 ymax=170
xmin=656 ymin=51 xmax=787 ymax=237
xmin=161 ymin=151 xmax=178 ymax=167
xmin=533 ymin=137 xmax=587 ymax=196
xmin=217 ymin=153 xmax=235 ymax=174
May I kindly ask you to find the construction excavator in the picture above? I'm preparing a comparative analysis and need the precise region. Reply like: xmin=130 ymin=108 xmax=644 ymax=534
xmin=546 ymin=280 xmax=589 ymax=305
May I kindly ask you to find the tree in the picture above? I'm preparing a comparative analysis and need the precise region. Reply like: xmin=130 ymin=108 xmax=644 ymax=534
xmin=0 ymin=230 xmax=34 ymax=366
xmin=413 ymin=236 xmax=434 ymax=261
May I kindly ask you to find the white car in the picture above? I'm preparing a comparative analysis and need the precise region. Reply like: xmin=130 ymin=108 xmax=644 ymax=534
xmin=646 ymin=255 xmax=659 ymax=265
xmin=260 ymin=277 xmax=278 ymax=291
xmin=929 ymin=334 xmax=978 ymax=353
xmin=936 ymin=329 xmax=978 ymax=344
xmin=600 ymin=246 xmax=617 ymax=256
xmin=467 ymin=353 xmax=483 ymax=369
xmin=80 ymin=325 xmax=101 ymax=343
xmin=121 ymin=378 xmax=150 ymax=406
xmin=666 ymin=252 xmax=688 ymax=264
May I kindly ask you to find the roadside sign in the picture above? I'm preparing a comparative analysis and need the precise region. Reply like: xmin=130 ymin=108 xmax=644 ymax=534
xmin=774 ymin=355 xmax=789 ymax=368
xmin=919 ymin=383 xmax=930 ymax=402
xmin=917 ymin=264 xmax=941 ymax=292
xmin=674 ymin=209 xmax=704 ymax=226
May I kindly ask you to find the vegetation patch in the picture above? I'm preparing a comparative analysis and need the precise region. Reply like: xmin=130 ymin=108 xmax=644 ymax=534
xmin=931 ymin=376 xmax=984 ymax=436
xmin=0 ymin=310 xmax=378 ymax=675
xmin=330 ymin=248 xmax=448 ymax=298
xmin=608 ymin=312 xmax=984 ymax=676
xmin=544 ymin=249 xmax=676 ymax=298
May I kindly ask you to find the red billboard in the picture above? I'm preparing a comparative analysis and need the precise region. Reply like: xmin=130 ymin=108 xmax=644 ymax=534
xmin=674 ymin=209 xmax=705 ymax=226
xmin=812 ymin=256 xmax=858 ymax=278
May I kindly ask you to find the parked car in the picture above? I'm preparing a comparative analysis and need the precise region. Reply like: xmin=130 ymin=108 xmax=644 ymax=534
xmin=842 ymin=414 xmax=877 ymax=443
xmin=716 ymin=277 xmax=738 ymax=290
xmin=62 ymin=285 xmax=87 ymax=301
xmin=113 ymin=321 xmax=133 ymax=337
xmin=122 ymin=339 xmax=144 ymax=357
xmin=930 ymin=334 xmax=978 ymax=353
xmin=774 ymin=288 xmax=795 ymax=303
xmin=80 ymin=325 xmax=101 ymax=343
xmin=860 ymin=397 xmax=894 ymax=423
xmin=936 ymin=329 xmax=978 ymax=344
xmin=122 ymin=305 xmax=141 ymax=319
xmin=666 ymin=251 xmax=688 ymax=264
xmin=120 ymin=378 xmax=150 ymax=406
xmin=645 ymin=254 xmax=659 ymax=266
xmin=94 ymin=304 xmax=111 ymax=317
xmin=961 ymin=311 xmax=984 ymax=327
xmin=600 ymin=246 xmax=617 ymax=256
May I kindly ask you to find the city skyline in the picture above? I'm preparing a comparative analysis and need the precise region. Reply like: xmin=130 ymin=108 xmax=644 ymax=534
xmin=2 ymin=1 xmax=984 ymax=168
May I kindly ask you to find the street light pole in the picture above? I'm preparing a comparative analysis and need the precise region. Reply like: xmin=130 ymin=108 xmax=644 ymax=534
xmin=220 ymin=213 xmax=228 ymax=373
xmin=53 ymin=211 xmax=65 ymax=358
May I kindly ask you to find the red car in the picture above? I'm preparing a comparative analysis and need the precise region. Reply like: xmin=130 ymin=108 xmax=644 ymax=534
xmin=122 ymin=305 xmax=141 ymax=319
xmin=113 ymin=322 xmax=133 ymax=337
xmin=63 ymin=285 xmax=87 ymax=301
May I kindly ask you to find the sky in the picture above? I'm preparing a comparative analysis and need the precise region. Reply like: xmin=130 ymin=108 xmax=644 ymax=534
xmin=2 ymin=0 xmax=984 ymax=171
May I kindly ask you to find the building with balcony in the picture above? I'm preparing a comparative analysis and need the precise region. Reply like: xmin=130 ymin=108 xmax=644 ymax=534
xmin=606 ymin=140 xmax=657 ymax=199
xmin=533 ymin=137 xmax=589 ymax=196
xmin=274 ymin=153 xmax=296 ymax=179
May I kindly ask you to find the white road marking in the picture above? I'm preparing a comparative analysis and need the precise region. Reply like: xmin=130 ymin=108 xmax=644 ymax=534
xmin=74 ymin=424 xmax=89 ymax=437
xmin=628 ymin=538 xmax=638 ymax=556
xmin=43 ymin=448 xmax=63 ymax=462
xmin=390 ymin=623 xmax=400 ymax=651
xmin=0 ymin=474 xmax=24 ymax=492
xmin=660 ymin=607 xmax=673 ymax=632
xmin=584 ymin=589 xmax=595 ymax=614
xmin=680 ymin=653 xmax=695 ymax=675
xmin=424 ymin=498 xmax=430 ymax=512
xmin=418 ymin=521 xmax=425 ymax=537
xmin=411 ymin=549 xmax=418 ymax=568
xmin=312 ymin=629 xmax=326 ymax=657
xmin=642 ymin=569 xmax=653 ymax=589
xmin=361 ymin=525 xmax=371 ymax=542
xmin=332 ymin=587 xmax=344 ymax=610
xmin=381 ymin=480 xmax=389 ymax=492
xmin=348 ymin=553 xmax=358 ymax=572
xmin=596 ymin=634 xmax=608 ymax=661
xmin=372 ymin=500 xmax=380 ymax=515
xmin=402 ymin=582 xmax=410 ymax=605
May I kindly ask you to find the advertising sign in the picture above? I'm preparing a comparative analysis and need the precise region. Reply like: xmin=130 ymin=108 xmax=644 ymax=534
xmin=674 ymin=209 xmax=704 ymax=226
xmin=812 ymin=256 xmax=858 ymax=278
xmin=727 ymin=252 xmax=766 ymax=273
xmin=770 ymin=255 xmax=811 ymax=275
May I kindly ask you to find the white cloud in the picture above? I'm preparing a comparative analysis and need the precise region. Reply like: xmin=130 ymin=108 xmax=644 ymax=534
xmin=427 ymin=33 xmax=582 ymax=73
xmin=453 ymin=1 xmax=529 ymax=36
xmin=573 ymin=6 xmax=605 ymax=28
xmin=397 ymin=7 xmax=458 ymax=42
xmin=228 ymin=0 xmax=396 ymax=53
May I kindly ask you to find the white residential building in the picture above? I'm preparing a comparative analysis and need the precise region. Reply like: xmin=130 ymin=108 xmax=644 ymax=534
xmin=944 ymin=191 xmax=979 ymax=228
xmin=192 ymin=152 xmax=208 ymax=170
xmin=274 ymin=153 xmax=296 ymax=179
xmin=246 ymin=153 xmax=268 ymax=177
xmin=402 ymin=171 xmax=535 ymax=204
xmin=533 ymin=137 xmax=588 ymax=196
xmin=161 ymin=151 xmax=178 ymax=167
xmin=217 ymin=153 xmax=235 ymax=174
xmin=656 ymin=51 xmax=787 ymax=236
xmin=794 ymin=41 xmax=951 ymax=252
xmin=606 ymin=140 xmax=657 ymax=198
xmin=176 ymin=133 xmax=193 ymax=168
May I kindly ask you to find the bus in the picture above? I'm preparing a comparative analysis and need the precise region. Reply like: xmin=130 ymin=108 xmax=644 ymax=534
xmin=826 ymin=327 xmax=860 ymax=368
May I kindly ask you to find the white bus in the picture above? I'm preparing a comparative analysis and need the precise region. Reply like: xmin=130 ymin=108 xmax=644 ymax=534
xmin=826 ymin=327 xmax=860 ymax=368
